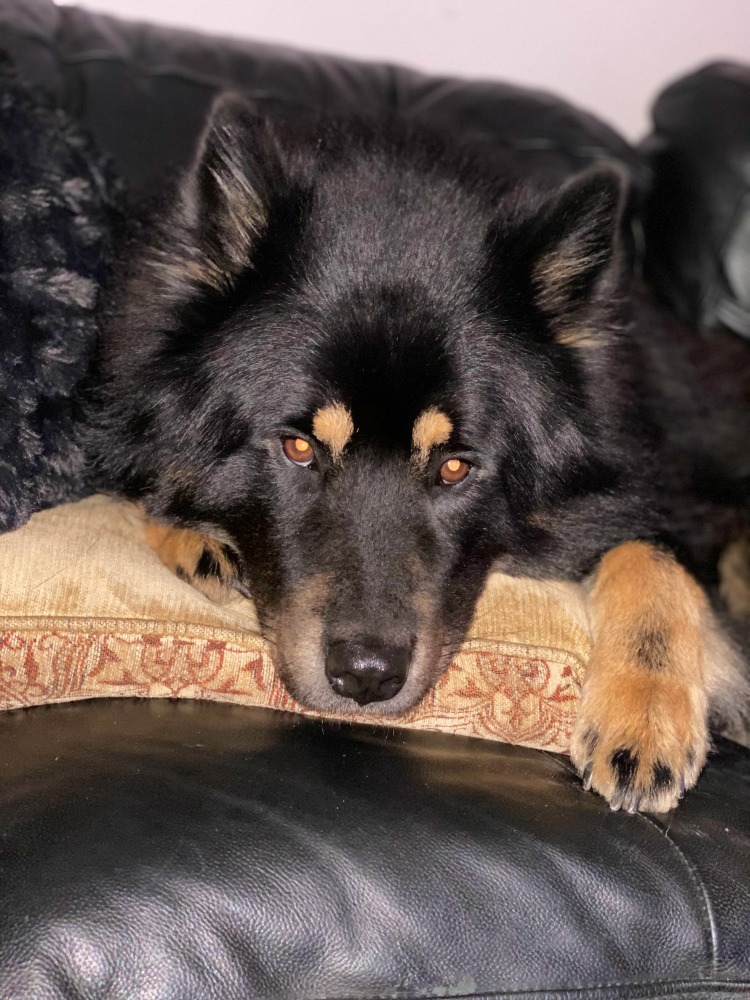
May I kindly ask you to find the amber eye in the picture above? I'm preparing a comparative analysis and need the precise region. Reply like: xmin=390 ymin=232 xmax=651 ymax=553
xmin=282 ymin=437 xmax=315 ymax=467
xmin=438 ymin=458 xmax=472 ymax=485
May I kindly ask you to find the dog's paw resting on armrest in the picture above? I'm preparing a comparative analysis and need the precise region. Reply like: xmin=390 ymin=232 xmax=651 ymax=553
xmin=570 ymin=542 xmax=747 ymax=813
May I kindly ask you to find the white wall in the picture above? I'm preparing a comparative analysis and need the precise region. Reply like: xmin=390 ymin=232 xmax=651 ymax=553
xmin=57 ymin=0 xmax=750 ymax=139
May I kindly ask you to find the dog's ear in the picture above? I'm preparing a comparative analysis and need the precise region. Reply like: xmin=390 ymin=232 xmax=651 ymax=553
xmin=527 ymin=166 xmax=625 ymax=341
xmin=177 ymin=93 xmax=307 ymax=287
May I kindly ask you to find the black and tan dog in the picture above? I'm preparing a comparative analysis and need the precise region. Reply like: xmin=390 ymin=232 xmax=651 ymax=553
xmin=92 ymin=96 xmax=750 ymax=813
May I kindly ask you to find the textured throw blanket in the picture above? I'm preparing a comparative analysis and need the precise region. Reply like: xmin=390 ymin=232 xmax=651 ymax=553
xmin=0 ymin=57 xmax=120 ymax=533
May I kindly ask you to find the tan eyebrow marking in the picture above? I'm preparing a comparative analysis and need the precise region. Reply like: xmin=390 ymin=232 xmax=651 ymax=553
xmin=312 ymin=402 xmax=354 ymax=460
xmin=412 ymin=407 xmax=453 ymax=464
xmin=555 ymin=327 xmax=605 ymax=350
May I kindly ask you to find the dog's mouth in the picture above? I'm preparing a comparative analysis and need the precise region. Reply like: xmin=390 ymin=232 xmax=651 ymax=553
xmin=265 ymin=575 xmax=447 ymax=716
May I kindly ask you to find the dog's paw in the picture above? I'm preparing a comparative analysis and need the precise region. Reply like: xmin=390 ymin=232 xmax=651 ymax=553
xmin=143 ymin=521 xmax=244 ymax=604
xmin=570 ymin=672 xmax=708 ymax=813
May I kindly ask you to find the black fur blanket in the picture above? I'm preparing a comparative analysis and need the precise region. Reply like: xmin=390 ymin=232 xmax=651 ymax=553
xmin=0 ymin=59 xmax=120 ymax=533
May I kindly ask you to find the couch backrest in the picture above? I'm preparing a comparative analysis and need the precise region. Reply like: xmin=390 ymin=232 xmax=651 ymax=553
xmin=0 ymin=0 xmax=644 ymax=203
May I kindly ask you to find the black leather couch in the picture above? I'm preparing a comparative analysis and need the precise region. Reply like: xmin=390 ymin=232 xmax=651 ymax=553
xmin=1 ymin=3 xmax=749 ymax=997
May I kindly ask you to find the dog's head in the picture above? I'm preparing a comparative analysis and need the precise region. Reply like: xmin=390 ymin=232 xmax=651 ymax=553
xmin=98 ymin=95 xmax=628 ymax=715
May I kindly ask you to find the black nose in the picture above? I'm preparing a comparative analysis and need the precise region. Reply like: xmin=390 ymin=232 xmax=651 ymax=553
xmin=325 ymin=639 xmax=410 ymax=705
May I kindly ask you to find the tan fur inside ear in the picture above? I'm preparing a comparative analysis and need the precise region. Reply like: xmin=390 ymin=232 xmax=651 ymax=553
xmin=150 ymin=252 xmax=228 ymax=294
xmin=533 ymin=245 xmax=610 ymax=317
xmin=412 ymin=408 xmax=453 ymax=464
xmin=312 ymin=403 xmax=354 ymax=460
xmin=211 ymin=156 xmax=267 ymax=270
xmin=554 ymin=327 xmax=605 ymax=350
xmin=533 ymin=246 xmax=612 ymax=353
xmin=530 ymin=171 xmax=621 ymax=349
xmin=150 ymin=165 xmax=267 ymax=296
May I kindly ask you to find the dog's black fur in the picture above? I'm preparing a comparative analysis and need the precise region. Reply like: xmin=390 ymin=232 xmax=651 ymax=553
xmin=91 ymin=97 xmax=750 ymax=808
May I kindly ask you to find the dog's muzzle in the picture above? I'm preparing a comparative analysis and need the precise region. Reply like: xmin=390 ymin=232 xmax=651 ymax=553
xmin=325 ymin=638 xmax=411 ymax=705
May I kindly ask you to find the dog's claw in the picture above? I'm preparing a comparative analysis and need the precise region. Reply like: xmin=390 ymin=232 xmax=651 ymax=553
xmin=581 ymin=763 xmax=593 ymax=791
xmin=609 ymin=789 xmax=625 ymax=812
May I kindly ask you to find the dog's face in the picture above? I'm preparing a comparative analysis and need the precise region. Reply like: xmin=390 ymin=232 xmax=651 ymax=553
xmin=99 ymin=96 xmax=626 ymax=715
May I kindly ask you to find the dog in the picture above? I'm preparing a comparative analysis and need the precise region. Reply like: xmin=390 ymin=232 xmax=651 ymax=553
xmin=91 ymin=94 xmax=750 ymax=814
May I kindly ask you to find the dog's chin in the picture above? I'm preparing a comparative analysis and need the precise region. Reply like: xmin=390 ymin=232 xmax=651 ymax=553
xmin=270 ymin=636 xmax=447 ymax=718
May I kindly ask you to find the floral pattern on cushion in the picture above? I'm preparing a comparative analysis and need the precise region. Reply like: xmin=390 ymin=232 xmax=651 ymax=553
xmin=0 ymin=498 xmax=591 ymax=752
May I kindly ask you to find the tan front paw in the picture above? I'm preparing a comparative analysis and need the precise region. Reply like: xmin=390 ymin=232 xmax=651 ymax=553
xmin=143 ymin=521 xmax=244 ymax=604
xmin=570 ymin=672 xmax=709 ymax=813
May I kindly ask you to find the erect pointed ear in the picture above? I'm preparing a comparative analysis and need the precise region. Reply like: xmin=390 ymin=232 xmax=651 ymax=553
xmin=529 ymin=166 xmax=626 ymax=339
xmin=178 ymin=93 xmax=296 ymax=287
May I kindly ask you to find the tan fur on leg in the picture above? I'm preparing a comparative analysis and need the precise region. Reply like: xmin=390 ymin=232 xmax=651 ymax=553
xmin=570 ymin=541 xmax=723 ymax=813
xmin=143 ymin=521 xmax=241 ymax=604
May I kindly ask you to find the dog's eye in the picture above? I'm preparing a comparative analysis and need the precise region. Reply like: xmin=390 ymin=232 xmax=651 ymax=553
xmin=438 ymin=458 xmax=471 ymax=485
xmin=282 ymin=437 xmax=315 ymax=467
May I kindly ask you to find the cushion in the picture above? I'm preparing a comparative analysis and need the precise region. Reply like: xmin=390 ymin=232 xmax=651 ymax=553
xmin=0 ymin=56 xmax=120 ymax=534
xmin=0 ymin=496 xmax=590 ymax=752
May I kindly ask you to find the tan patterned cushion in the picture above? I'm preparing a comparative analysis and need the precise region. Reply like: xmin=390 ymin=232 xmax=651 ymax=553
xmin=0 ymin=496 xmax=591 ymax=752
